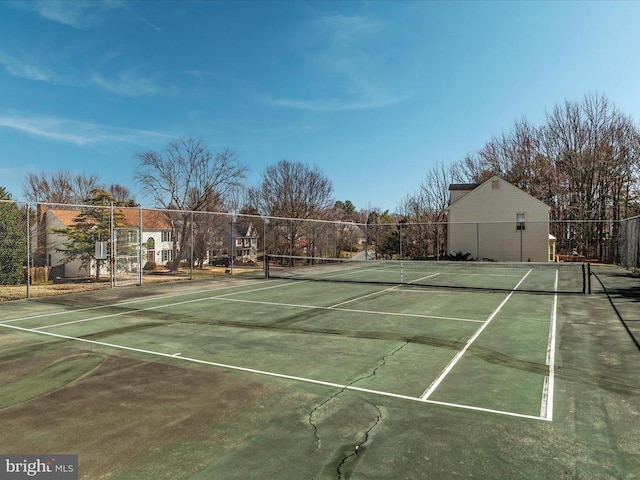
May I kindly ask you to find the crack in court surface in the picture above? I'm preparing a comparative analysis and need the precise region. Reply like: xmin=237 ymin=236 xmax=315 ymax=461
xmin=307 ymin=342 xmax=408 ymax=478
xmin=336 ymin=400 xmax=382 ymax=480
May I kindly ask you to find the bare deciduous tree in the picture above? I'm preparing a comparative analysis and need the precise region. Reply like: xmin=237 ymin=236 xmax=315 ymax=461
xmin=248 ymin=160 xmax=333 ymax=218
xmin=135 ymin=137 xmax=247 ymax=270
xmin=247 ymin=160 xmax=334 ymax=257
xmin=108 ymin=184 xmax=136 ymax=206
xmin=399 ymin=162 xmax=453 ymax=258
xmin=441 ymin=93 xmax=640 ymax=261
xmin=22 ymin=170 xmax=100 ymax=204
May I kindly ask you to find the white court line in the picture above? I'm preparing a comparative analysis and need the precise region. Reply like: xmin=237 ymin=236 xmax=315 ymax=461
xmin=420 ymin=269 xmax=533 ymax=400
xmin=34 ymin=279 xmax=483 ymax=331
xmin=305 ymin=265 xmax=388 ymax=281
xmin=0 ymin=321 xmax=548 ymax=421
xmin=328 ymin=273 xmax=441 ymax=308
xmin=329 ymin=286 xmax=399 ymax=308
xmin=0 ymin=279 xmax=268 ymax=324
xmin=540 ymin=270 xmax=559 ymax=420
xmin=14 ymin=280 xmax=305 ymax=330
xmin=35 ymin=296 xmax=218 ymax=330
xmin=212 ymin=296 xmax=482 ymax=323
xmin=540 ymin=377 xmax=550 ymax=418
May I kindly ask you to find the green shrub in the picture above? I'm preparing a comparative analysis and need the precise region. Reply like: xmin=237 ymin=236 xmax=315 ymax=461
xmin=143 ymin=261 xmax=157 ymax=271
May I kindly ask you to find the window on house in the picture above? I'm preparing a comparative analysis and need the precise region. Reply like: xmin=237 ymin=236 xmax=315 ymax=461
xmin=492 ymin=180 xmax=500 ymax=190
xmin=161 ymin=249 xmax=173 ymax=262
xmin=162 ymin=231 xmax=173 ymax=242
xmin=516 ymin=213 xmax=526 ymax=230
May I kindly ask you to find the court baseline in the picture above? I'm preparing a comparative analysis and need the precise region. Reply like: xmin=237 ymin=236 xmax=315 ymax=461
xmin=420 ymin=269 xmax=533 ymax=400
xmin=0 ymin=321 xmax=548 ymax=422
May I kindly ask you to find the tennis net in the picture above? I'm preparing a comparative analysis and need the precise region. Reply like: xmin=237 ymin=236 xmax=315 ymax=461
xmin=265 ymin=255 xmax=591 ymax=294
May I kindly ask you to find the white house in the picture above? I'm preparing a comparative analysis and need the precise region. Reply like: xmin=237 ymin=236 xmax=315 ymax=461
xmin=36 ymin=207 xmax=262 ymax=278
xmin=37 ymin=207 xmax=176 ymax=278
xmin=230 ymin=222 xmax=259 ymax=263
xmin=447 ymin=176 xmax=551 ymax=262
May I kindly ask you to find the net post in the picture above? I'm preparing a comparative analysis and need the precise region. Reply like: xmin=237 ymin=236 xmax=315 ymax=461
xmin=138 ymin=206 xmax=143 ymax=286
xmin=582 ymin=263 xmax=586 ymax=294
xmin=264 ymin=254 xmax=270 ymax=279
xmin=26 ymin=203 xmax=31 ymax=299
xmin=587 ymin=263 xmax=592 ymax=294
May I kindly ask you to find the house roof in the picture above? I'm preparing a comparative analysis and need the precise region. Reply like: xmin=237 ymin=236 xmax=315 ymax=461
xmin=449 ymin=183 xmax=480 ymax=191
xmin=447 ymin=175 xmax=550 ymax=211
xmin=48 ymin=208 xmax=172 ymax=229
xmin=232 ymin=222 xmax=259 ymax=238
xmin=47 ymin=207 xmax=263 ymax=239
xmin=121 ymin=209 xmax=172 ymax=229
xmin=48 ymin=208 xmax=82 ymax=226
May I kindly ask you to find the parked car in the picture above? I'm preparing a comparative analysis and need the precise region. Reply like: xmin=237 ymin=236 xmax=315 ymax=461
xmin=209 ymin=256 xmax=230 ymax=267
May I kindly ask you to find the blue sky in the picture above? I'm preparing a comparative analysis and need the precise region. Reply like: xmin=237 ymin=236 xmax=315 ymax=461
xmin=1 ymin=0 xmax=639 ymax=212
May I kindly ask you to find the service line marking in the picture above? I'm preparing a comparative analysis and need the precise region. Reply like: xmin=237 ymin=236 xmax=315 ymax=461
xmin=28 ymin=280 xmax=483 ymax=332
xmin=211 ymin=296 xmax=481 ymax=323
xmin=11 ymin=280 xmax=305 ymax=330
xmin=0 ymin=279 xmax=269 ymax=324
xmin=328 ymin=273 xmax=440 ymax=308
xmin=0 ymin=321 xmax=548 ymax=422
xmin=541 ymin=269 xmax=559 ymax=420
xmin=420 ymin=270 xmax=533 ymax=400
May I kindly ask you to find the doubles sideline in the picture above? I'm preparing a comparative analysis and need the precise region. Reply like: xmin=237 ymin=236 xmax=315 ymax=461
xmin=0 ymin=320 xmax=548 ymax=422
xmin=0 ymin=273 xmax=559 ymax=421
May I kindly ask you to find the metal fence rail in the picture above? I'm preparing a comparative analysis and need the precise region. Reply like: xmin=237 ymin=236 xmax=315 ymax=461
xmin=0 ymin=199 xmax=636 ymax=301
xmin=620 ymin=215 xmax=640 ymax=270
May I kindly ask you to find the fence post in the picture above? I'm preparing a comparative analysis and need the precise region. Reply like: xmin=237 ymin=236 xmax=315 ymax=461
xmin=110 ymin=203 xmax=114 ymax=288
xmin=230 ymin=215 xmax=234 ymax=275
xmin=26 ymin=203 xmax=31 ymax=299
xmin=138 ymin=206 xmax=143 ymax=286
xmin=190 ymin=211 xmax=194 ymax=280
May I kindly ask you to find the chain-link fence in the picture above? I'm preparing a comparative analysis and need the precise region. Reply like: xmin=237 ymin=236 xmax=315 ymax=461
xmin=0 ymin=200 xmax=28 ymax=301
xmin=620 ymin=215 xmax=640 ymax=270
xmin=0 ymin=199 xmax=634 ymax=301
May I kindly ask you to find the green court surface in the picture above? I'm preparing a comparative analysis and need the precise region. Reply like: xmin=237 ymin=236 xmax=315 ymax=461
xmin=0 ymin=264 xmax=638 ymax=479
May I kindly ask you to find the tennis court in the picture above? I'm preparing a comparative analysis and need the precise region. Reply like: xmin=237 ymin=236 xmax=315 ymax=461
xmin=0 ymin=261 xmax=639 ymax=479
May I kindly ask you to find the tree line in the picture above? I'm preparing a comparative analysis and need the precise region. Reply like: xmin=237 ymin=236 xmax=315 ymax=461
xmin=400 ymin=93 xmax=640 ymax=261
xmin=2 ymin=93 xmax=639 ymax=277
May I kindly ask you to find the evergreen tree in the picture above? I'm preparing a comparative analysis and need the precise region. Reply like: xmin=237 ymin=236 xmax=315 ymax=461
xmin=52 ymin=189 xmax=126 ymax=280
xmin=0 ymin=188 xmax=26 ymax=285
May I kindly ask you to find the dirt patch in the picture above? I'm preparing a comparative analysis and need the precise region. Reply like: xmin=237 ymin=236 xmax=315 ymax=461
xmin=0 ymin=351 xmax=281 ymax=479
xmin=0 ymin=353 xmax=106 ymax=409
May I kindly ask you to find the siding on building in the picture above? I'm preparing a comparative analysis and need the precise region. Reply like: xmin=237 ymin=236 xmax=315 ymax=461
xmin=39 ymin=207 xmax=262 ymax=276
xmin=447 ymin=176 xmax=551 ymax=262
xmin=41 ymin=208 xmax=175 ymax=277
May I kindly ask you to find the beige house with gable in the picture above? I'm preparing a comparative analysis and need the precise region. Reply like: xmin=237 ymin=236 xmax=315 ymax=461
xmin=37 ymin=207 xmax=177 ymax=278
xmin=35 ymin=206 xmax=261 ymax=279
xmin=447 ymin=176 xmax=552 ymax=262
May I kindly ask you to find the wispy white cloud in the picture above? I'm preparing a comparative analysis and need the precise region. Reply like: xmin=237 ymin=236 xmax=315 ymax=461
xmin=0 ymin=111 xmax=169 ymax=146
xmin=262 ymin=94 xmax=410 ymax=113
xmin=137 ymin=15 xmax=163 ymax=33
xmin=314 ymin=14 xmax=384 ymax=46
xmin=184 ymin=70 xmax=226 ymax=81
xmin=0 ymin=48 xmax=163 ymax=97
xmin=91 ymin=70 xmax=162 ymax=97
xmin=0 ymin=50 xmax=65 ymax=84
xmin=265 ymin=14 xmax=412 ymax=112
xmin=11 ymin=0 xmax=125 ymax=29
